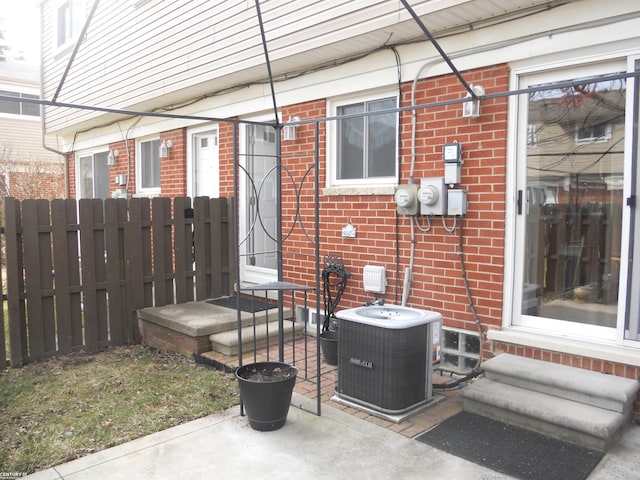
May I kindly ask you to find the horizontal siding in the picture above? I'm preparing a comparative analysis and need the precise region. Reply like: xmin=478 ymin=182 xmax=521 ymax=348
xmin=41 ymin=0 xmax=557 ymax=133
xmin=0 ymin=116 xmax=63 ymax=164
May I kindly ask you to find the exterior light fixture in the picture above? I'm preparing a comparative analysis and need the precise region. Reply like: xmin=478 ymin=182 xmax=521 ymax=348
xmin=283 ymin=116 xmax=301 ymax=141
xmin=462 ymin=84 xmax=485 ymax=118
xmin=159 ymin=140 xmax=173 ymax=158
xmin=107 ymin=149 xmax=119 ymax=165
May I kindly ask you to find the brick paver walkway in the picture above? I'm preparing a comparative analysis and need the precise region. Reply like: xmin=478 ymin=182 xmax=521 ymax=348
xmin=201 ymin=333 xmax=464 ymax=439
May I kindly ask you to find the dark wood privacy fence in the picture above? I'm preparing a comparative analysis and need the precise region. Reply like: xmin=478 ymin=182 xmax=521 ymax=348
xmin=0 ymin=196 xmax=235 ymax=368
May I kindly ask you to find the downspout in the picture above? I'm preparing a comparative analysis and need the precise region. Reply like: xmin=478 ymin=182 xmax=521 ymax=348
xmin=38 ymin=15 xmax=69 ymax=198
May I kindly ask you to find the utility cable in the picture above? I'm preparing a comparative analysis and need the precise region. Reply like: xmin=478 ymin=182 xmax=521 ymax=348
xmin=321 ymin=258 xmax=350 ymax=332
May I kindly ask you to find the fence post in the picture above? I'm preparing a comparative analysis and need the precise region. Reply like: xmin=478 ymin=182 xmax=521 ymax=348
xmin=0 ymin=238 xmax=5 ymax=369
xmin=5 ymin=198 xmax=27 ymax=367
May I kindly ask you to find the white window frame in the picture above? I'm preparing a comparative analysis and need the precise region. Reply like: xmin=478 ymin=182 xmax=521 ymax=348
xmin=53 ymin=0 xmax=86 ymax=52
xmin=76 ymin=148 xmax=110 ymax=199
xmin=135 ymin=137 xmax=161 ymax=196
xmin=326 ymin=89 xmax=398 ymax=191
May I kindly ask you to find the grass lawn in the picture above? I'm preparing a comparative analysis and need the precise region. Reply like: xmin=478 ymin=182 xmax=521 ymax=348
xmin=0 ymin=345 xmax=239 ymax=475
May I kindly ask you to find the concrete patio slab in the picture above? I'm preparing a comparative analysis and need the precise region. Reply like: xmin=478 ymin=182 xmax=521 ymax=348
xmin=23 ymin=392 xmax=640 ymax=480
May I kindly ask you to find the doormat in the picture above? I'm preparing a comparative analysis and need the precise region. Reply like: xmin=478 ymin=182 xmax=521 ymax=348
xmin=416 ymin=411 xmax=604 ymax=480
xmin=207 ymin=295 xmax=273 ymax=313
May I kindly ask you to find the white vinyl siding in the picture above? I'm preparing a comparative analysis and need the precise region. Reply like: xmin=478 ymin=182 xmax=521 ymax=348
xmin=40 ymin=0 xmax=518 ymax=132
xmin=0 ymin=116 xmax=61 ymax=164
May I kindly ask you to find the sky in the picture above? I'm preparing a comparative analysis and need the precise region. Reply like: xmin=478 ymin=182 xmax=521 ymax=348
xmin=1 ymin=0 xmax=41 ymax=63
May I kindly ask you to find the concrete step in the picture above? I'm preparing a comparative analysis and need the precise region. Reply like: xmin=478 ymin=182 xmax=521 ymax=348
xmin=137 ymin=300 xmax=292 ymax=356
xmin=210 ymin=320 xmax=303 ymax=356
xmin=482 ymin=353 xmax=640 ymax=414
xmin=461 ymin=379 xmax=629 ymax=451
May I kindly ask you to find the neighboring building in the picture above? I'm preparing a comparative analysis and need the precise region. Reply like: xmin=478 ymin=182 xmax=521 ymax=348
xmin=39 ymin=0 xmax=640 ymax=416
xmin=0 ymin=20 xmax=64 ymax=201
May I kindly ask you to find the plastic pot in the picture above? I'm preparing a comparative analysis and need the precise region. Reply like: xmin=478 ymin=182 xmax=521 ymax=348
xmin=236 ymin=361 xmax=298 ymax=431
xmin=319 ymin=330 xmax=338 ymax=366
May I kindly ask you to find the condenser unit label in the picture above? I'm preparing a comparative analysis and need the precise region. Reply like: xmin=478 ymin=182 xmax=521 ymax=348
xmin=349 ymin=357 xmax=374 ymax=369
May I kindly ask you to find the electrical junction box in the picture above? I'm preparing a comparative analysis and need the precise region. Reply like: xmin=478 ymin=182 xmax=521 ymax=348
xmin=114 ymin=174 xmax=127 ymax=186
xmin=447 ymin=189 xmax=467 ymax=216
xmin=419 ymin=177 xmax=446 ymax=215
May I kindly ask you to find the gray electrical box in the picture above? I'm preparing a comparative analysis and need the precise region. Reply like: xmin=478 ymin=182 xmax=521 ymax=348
xmin=419 ymin=177 xmax=446 ymax=215
xmin=447 ymin=189 xmax=467 ymax=216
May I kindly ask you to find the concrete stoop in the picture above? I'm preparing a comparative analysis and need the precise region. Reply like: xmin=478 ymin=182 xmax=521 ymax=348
xmin=137 ymin=300 xmax=295 ymax=357
xmin=461 ymin=353 xmax=640 ymax=451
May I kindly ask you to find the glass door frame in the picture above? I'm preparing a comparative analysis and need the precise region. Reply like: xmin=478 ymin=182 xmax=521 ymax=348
xmin=508 ymin=56 xmax=636 ymax=346
xmin=238 ymin=114 xmax=280 ymax=286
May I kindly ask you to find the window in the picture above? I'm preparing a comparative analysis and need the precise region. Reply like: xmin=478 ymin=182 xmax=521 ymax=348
xmin=77 ymin=151 xmax=109 ymax=199
xmin=575 ymin=121 xmax=613 ymax=144
xmin=329 ymin=93 xmax=397 ymax=186
xmin=137 ymin=138 xmax=161 ymax=193
xmin=55 ymin=0 xmax=85 ymax=49
xmin=0 ymin=91 xmax=40 ymax=117
xmin=527 ymin=124 xmax=538 ymax=147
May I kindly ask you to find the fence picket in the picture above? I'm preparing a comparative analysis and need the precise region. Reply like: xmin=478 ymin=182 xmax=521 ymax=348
xmin=51 ymin=200 xmax=77 ymax=354
xmin=5 ymin=198 xmax=26 ymax=367
xmin=152 ymin=197 xmax=174 ymax=306
xmin=193 ymin=197 xmax=211 ymax=300
xmin=173 ymin=197 xmax=194 ymax=304
xmin=105 ymin=198 xmax=128 ymax=345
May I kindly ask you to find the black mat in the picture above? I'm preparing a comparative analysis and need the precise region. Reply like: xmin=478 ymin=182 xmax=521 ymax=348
xmin=206 ymin=295 xmax=273 ymax=313
xmin=416 ymin=411 xmax=604 ymax=480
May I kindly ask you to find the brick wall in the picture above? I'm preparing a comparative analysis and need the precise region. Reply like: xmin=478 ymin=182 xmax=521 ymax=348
xmin=223 ymin=65 xmax=510 ymax=339
xmin=159 ymin=130 xmax=187 ymax=197
xmin=63 ymin=64 xmax=640 ymax=412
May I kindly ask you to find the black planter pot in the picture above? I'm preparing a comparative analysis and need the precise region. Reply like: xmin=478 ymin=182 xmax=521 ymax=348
xmin=236 ymin=361 xmax=298 ymax=431
xmin=319 ymin=331 xmax=338 ymax=366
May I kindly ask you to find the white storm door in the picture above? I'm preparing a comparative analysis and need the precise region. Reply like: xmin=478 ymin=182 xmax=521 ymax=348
xmin=193 ymin=130 xmax=219 ymax=198
xmin=240 ymin=123 xmax=278 ymax=284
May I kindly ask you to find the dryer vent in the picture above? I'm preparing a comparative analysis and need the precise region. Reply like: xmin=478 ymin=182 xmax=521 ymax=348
xmin=363 ymin=265 xmax=386 ymax=294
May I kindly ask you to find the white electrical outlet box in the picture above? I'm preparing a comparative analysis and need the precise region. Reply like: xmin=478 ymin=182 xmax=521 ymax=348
xmin=444 ymin=162 xmax=461 ymax=185
xmin=419 ymin=177 xmax=446 ymax=215
xmin=114 ymin=174 xmax=127 ymax=186
xmin=342 ymin=223 xmax=356 ymax=238
xmin=447 ymin=189 xmax=467 ymax=216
